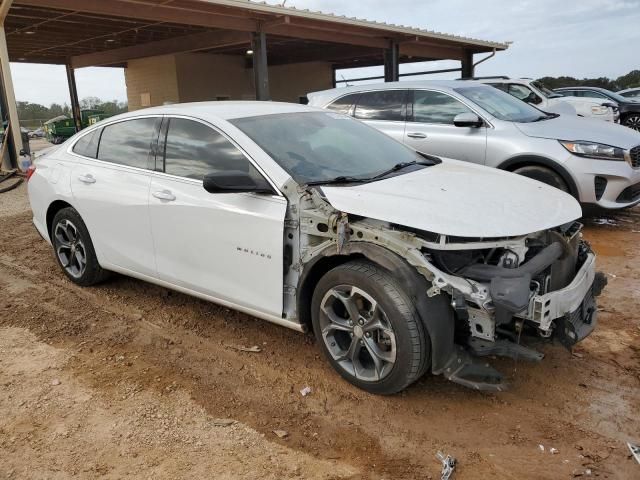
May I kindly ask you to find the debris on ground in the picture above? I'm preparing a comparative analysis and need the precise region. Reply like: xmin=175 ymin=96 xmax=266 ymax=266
xmin=273 ymin=430 xmax=289 ymax=439
xmin=300 ymin=386 xmax=312 ymax=396
xmin=212 ymin=418 xmax=237 ymax=427
xmin=51 ymin=379 xmax=61 ymax=386
xmin=226 ymin=344 xmax=262 ymax=353
xmin=538 ymin=444 xmax=545 ymax=452
xmin=550 ymin=447 xmax=559 ymax=455
xmin=628 ymin=442 xmax=640 ymax=464
xmin=436 ymin=451 xmax=456 ymax=480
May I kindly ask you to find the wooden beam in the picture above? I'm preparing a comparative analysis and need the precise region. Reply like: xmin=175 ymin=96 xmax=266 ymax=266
xmin=15 ymin=0 xmax=258 ymax=31
xmin=252 ymin=31 xmax=269 ymax=101
xmin=0 ymin=25 xmax=23 ymax=169
xmin=265 ymin=23 xmax=388 ymax=49
xmin=71 ymin=29 xmax=250 ymax=68
xmin=400 ymin=42 xmax=464 ymax=61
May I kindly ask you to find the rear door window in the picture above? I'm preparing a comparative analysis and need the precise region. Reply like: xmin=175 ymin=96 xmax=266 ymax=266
xmin=411 ymin=90 xmax=473 ymax=124
xmin=72 ymin=128 xmax=101 ymax=158
xmin=326 ymin=93 xmax=360 ymax=114
xmin=163 ymin=118 xmax=265 ymax=183
xmin=97 ymin=118 xmax=158 ymax=169
xmin=353 ymin=90 xmax=407 ymax=121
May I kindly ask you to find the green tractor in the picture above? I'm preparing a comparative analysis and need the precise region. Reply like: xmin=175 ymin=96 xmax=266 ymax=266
xmin=44 ymin=109 xmax=113 ymax=144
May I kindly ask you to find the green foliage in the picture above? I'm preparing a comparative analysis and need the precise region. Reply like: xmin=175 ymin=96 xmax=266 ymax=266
xmin=538 ymin=69 xmax=640 ymax=91
xmin=17 ymin=97 xmax=127 ymax=130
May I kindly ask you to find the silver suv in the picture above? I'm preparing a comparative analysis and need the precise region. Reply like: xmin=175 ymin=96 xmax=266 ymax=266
xmin=308 ymin=81 xmax=640 ymax=210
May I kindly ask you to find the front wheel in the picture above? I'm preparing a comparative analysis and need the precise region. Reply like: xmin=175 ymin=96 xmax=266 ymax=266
xmin=512 ymin=165 xmax=569 ymax=193
xmin=311 ymin=260 xmax=429 ymax=394
xmin=623 ymin=114 xmax=640 ymax=131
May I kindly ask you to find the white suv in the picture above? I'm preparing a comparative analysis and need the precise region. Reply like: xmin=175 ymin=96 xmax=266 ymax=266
xmin=478 ymin=77 xmax=618 ymax=123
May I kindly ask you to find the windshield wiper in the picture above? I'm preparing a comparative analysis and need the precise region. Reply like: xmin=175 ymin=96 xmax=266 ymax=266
xmin=304 ymin=175 xmax=367 ymax=186
xmin=366 ymin=160 xmax=433 ymax=181
xmin=530 ymin=113 xmax=557 ymax=122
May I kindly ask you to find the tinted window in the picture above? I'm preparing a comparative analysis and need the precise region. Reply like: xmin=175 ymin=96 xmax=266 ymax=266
xmin=412 ymin=90 xmax=473 ymax=124
xmin=98 ymin=118 xmax=157 ymax=169
xmin=354 ymin=90 xmax=406 ymax=121
xmin=72 ymin=128 xmax=101 ymax=158
xmin=164 ymin=118 xmax=263 ymax=182
xmin=231 ymin=112 xmax=427 ymax=185
xmin=455 ymin=86 xmax=548 ymax=123
xmin=326 ymin=93 xmax=360 ymax=114
xmin=579 ymin=90 xmax=608 ymax=100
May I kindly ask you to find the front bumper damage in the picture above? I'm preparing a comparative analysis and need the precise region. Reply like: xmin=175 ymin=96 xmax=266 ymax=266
xmin=290 ymin=186 xmax=606 ymax=392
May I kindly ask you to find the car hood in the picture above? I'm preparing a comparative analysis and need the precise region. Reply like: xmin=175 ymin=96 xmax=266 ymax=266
xmin=515 ymin=115 xmax=640 ymax=149
xmin=321 ymin=160 xmax=582 ymax=238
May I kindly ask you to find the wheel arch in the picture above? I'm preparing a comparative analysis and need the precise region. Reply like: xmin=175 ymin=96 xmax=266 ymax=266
xmin=46 ymin=199 xmax=75 ymax=239
xmin=297 ymin=242 xmax=454 ymax=373
xmin=497 ymin=155 xmax=580 ymax=199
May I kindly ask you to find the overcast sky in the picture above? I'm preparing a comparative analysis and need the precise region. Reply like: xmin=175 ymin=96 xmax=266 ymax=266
xmin=10 ymin=0 xmax=640 ymax=106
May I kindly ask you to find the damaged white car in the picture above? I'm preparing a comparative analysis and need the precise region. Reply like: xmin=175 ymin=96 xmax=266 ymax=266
xmin=27 ymin=102 xmax=607 ymax=394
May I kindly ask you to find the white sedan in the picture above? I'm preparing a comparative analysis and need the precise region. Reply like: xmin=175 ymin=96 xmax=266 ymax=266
xmin=27 ymin=102 xmax=606 ymax=394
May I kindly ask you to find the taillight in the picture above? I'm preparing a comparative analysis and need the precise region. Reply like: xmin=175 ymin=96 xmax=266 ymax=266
xmin=26 ymin=165 xmax=36 ymax=181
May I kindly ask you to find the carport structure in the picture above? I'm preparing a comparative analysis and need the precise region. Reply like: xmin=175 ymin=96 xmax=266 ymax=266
xmin=0 ymin=0 xmax=509 ymax=168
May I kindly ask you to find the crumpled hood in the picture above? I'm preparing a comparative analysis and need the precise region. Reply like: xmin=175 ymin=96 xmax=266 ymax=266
xmin=515 ymin=115 xmax=640 ymax=149
xmin=321 ymin=160 xmax=582 ymax=238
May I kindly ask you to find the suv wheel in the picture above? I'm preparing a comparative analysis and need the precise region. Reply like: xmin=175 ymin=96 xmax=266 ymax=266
xmin=311 ymin=260 xmax=428 ymax=394
xmin=623 ymin=114 xmax=640 ymax=131
xmin=51 ymin=207 xmax=109 ymax=286
xmin=512 ymin=165 xmax=569 ymax=193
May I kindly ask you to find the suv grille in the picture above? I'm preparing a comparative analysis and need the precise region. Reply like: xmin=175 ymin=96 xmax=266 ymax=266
xmin=630 ymin=145 xmax=640 ymax=168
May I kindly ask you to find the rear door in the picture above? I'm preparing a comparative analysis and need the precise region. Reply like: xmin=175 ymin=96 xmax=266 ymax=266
xmin=70 ymin=116 xmax=160 ymax=276
xmin=403 ymin=89 xmax=487 ymax=164
xmin=148 ymin=116 xmax=287 ymax=317
xmin=352 ymin=90 xmax=408 ymax=143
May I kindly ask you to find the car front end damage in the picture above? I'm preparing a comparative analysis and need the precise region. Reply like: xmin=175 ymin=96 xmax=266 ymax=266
xmin=284 ymin=184 xmax=606 ymax=391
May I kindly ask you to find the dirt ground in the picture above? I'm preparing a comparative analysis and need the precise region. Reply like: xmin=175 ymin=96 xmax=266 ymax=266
xmin=1 ymin=155 xmax=639 ymax=478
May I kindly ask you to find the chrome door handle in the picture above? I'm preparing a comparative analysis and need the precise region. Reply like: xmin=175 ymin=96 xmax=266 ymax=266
xmin=407 ymin=132 xmax=427 ymax=139
xmin=152 ymin=190 xmax=176 ymax=201
xmin=77 ymin=174 xmax=96 ymax=184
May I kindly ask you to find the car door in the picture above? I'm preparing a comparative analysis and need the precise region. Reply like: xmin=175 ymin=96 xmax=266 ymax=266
xmin=148 ymin=116 xmax=287 ymax=317
xmin=352 ymin=90 xmax=408 ymax=143
xmin=70 ymin=116 xmax=160 ymax=277
xmin=404 ymin=89 xmax=487 ymax=164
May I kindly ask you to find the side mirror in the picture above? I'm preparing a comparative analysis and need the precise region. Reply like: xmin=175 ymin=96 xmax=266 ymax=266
xmin=19 ymin=149 xmax=27 ymax=156
xmin=203 ymin=170 xmax=274 ymax=194
xmin=453 ymin=113 xmax=483 ymax=128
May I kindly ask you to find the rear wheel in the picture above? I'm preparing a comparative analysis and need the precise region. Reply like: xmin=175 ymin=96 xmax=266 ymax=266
xmin=311 ymin=260 xmax=428 ymax=395
xmin=623 ymin=114 xmax=640 ymax=131
xmin=51 ymin=207 xmax=109 ymax=286
xmin=512 ymin=165 xmax=569 ymax=193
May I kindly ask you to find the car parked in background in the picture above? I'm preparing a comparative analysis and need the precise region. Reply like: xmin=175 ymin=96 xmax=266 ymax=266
xmin=28 ymin=102 xmax=606 ymax=394
xmin=477 ymin=77 xmax=617 ymax=122
xmin=555 ymin=87 xmax=640 ymax=131
xmin=308 ymin=81 xmax=640 ymax=209
xmin=617 ymin=87 xmax=640 ymax=102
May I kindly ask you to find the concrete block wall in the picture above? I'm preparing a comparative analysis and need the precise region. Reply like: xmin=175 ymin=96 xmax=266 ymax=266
xmin=125 ymin=55 xmax=180 ymax=111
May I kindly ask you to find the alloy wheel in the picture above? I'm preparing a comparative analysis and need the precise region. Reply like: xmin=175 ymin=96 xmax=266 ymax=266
xmin=319 ymin=285 xmax=397 ymax=381
xmin=54 ymin=219 xmax=87 ymax=279
xmin=625 ymin=115 xmax=640 ymax=131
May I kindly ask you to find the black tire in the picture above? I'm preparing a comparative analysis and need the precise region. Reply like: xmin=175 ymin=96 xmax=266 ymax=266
xmin=512 ymin=165 xmax=569 ymax=193
xmin=623 ymin=113 xmax=640 ymax=131
xmin=311 ymin=260 xmax=429 ymax=395
xmin=51 ymin=207 xmax=110 ymax=286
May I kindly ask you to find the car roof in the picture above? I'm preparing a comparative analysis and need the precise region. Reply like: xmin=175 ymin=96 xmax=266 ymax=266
xmin=308 ymin=79 xmax=486 ymax=102
xmin=99 ymin=101 xmax=320 ymax=124
xmin=618 ymin=87 xmax=640 ymax=94
xmin=555 ymin=86 xmax=611 ymax=93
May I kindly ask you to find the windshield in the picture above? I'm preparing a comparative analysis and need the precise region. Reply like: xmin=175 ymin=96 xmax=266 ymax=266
xmin=231 ymin=112 xmax=426 ymax=184
xmin=597 ymin=89 xmax=629 ymax=103
xmin=455 ymin=86 xmax=548 ymax=122
xmin=531 ymin=81 xmax=563 ymax=98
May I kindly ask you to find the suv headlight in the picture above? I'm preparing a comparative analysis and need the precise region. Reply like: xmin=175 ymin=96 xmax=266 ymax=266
xmin=559 ymin=140 xmax=625 ymax=161
xmin=591 ymin=105 xmax=609 ymax=115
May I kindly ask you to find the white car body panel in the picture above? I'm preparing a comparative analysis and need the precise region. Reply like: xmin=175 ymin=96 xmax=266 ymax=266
xmin=322 ymin=160 xmax=582 ymax=238
xmin=148 ymin=172 xmax=287 ymax=316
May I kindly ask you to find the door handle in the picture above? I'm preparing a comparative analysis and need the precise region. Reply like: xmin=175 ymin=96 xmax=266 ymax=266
xmin=77 ymin=174 xmax=96 ymax=184
xmin=407 ymin=132 xmax=427 ymax=139
xmin=152 ymin=190 xmax=176 ymax=201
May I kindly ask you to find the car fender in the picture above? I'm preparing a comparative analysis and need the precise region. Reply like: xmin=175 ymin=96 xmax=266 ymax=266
xmin=497 ymin=155 xmax=579 ymax=199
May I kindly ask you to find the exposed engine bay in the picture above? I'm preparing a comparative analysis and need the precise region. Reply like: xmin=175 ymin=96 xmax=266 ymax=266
xmin=283 ymin=183 xmax=607 ymax=391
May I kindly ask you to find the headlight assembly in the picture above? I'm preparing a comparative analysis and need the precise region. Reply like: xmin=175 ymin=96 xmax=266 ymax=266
xmin=559 ymin=140 xmax=625 ymax=161
xmin=590 ymin=105 xmax=609 ymax=115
